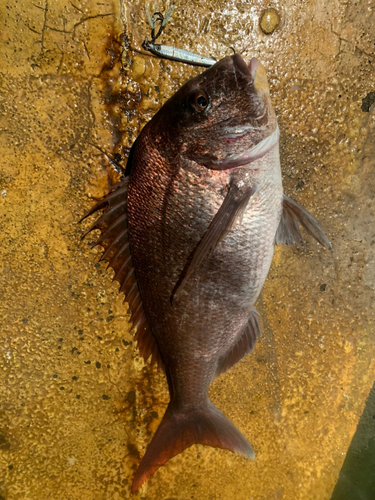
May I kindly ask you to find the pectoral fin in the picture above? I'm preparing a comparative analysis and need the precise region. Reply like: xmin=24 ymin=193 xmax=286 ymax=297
xmin=172 ymin=182 xmax=256 ymax=302
xmin=276 ymin=195 xmax=331 ymax=249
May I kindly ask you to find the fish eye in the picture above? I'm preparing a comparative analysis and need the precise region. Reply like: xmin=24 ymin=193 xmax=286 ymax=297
xmin=192 ymin=91 xmax=210 ymax=111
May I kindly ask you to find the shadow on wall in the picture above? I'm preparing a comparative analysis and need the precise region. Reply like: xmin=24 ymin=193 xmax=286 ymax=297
xmin=330 ymin=381 xmax=375 ymax=500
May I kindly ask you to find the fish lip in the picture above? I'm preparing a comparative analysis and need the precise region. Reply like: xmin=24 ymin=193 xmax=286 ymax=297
xmin=231 ymin=54 xmax=261 ymax=82
xmin=249 ymin=57 xmax=259 ymax=80
xmin=233 ymin=124 xmax=279 ymax=163
xmin=207 ymin=125 xmax=280 ymax=170
xmin=222 ymin=124 xmax=258 ymax=143
xmin=232 ymin=54 xmax=260 ymax=81
xmin=232 ymin=53 xmax=251 ymax=77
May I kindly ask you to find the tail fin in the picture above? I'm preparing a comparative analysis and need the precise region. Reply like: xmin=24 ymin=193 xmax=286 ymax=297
xmin=131 ymin=400 xmax=254 ymax=492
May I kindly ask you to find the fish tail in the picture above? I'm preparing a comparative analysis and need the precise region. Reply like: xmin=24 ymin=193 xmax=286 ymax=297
xmin=131 ymin=400 xmax=254 ymax=492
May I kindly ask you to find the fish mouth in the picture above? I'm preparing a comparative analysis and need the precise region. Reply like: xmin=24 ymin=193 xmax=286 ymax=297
xmin=224 ymin=124 xmax=280 ymax=167
xmin=209 ymin=54 xmax=278 ymax=169
xmin=249 ymin=57 xmax=259 ymax=79
xmin=209 ymin=124 xmax=280 ymax=170
xmin=221 ymin=122 xmax=266 ymax=144
xmin=220 ymin=55 xmax=266 ymax=144
xmin=232 ymin=53 xmax=259 ymax=81
xmin=232 ymin=53 xmax=269 ymax=96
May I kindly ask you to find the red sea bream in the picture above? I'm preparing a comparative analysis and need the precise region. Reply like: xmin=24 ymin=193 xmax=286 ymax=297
xmin=82 ymin=54 xmax=331 ymax=492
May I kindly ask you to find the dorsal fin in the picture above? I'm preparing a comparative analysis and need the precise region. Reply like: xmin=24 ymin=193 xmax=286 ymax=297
xmin=81 ymin=179 xmax=164 ymax=370
xmin=215 ymin=309 xmax=261 ymax=378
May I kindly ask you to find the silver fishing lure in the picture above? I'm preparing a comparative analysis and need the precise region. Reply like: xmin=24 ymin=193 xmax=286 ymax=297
xmin=142 ymin=40 xmax=216 ymax=67
xmin=142 ymin=3 xmax=217 ymax=67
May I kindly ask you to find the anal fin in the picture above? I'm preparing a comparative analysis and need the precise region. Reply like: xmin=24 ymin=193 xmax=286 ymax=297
xmin=276 ymin=195 xmax=331 ymax=249
xmin=216 ymin=309 xmax=261 ymax=378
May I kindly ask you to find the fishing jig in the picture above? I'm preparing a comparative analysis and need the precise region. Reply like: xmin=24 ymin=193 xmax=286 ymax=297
xmin=142 ymin=3 xmax=217 ymax=67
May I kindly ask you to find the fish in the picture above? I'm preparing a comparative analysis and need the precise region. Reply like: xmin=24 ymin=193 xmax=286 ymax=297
xmin=82 ymin=53 xmax=331 ymax=492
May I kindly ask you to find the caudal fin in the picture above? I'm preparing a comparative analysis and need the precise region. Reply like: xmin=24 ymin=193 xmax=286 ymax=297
xmin=131 ymin=400 xmax=254 ymax=492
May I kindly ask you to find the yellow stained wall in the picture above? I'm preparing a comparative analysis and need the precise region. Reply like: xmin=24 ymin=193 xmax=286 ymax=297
xmin=0 ymin=0 xmax=374 ymax=499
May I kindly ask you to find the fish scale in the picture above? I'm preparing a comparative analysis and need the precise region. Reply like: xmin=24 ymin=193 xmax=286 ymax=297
xmin=82 ymin=53 xmax=331 ymax=492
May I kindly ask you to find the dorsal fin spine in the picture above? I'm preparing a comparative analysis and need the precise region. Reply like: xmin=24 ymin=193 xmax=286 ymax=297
xmin=100 ymin=230 xmax=128 ymax=262
xmin=110 ymin=243 xmax=131 ymax=269
xmin=113 ymin=254 xmax=132 ymax=282
xmin=118 ymin=268 xmax=135 ymax=293
xmin=95 ymin=199 xmax=127 ymax=228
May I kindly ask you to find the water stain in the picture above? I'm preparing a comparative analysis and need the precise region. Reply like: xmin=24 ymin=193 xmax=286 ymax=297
xmin=361 ymin=91 xmax=375 ymax=112
xmin=0 ymin=432 xmax=10 ymax=452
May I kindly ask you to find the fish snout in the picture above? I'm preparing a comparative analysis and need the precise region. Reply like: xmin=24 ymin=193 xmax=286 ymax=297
xmin=249 ymin=57 xmax=259 ymax=79
xmin=232 ymin=53 xmax=252 ymax=77
xmin=250 ymin=58 xmax=270 ymax=94
xmin=231 ymin=54 xmax=261 ymax=81
xmin=232 ymin=55 xmax=269 ymax=90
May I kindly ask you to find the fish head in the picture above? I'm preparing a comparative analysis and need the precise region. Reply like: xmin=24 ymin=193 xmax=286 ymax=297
xmin=150 ymin=54 xmax=278 ymax=170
